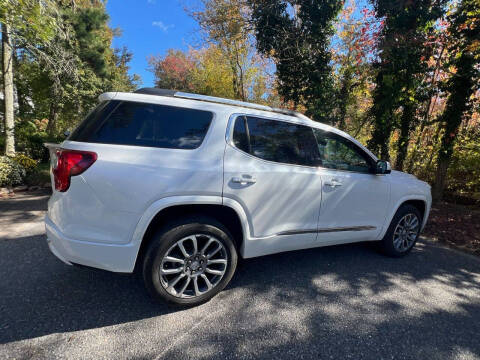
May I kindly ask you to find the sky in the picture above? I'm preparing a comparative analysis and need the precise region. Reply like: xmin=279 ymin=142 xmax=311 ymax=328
xmin=106 ymin=0 xmax=198 ymax=88
xmin=106 ymin=0 xmax=373 ymax=88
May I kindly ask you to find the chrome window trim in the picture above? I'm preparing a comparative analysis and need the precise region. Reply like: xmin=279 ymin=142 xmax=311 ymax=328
xmin=225 ymin=113 xmax=379 ymax=174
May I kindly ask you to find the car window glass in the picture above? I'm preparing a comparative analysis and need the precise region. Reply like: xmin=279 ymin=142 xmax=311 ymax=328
xmin=68 ymin=101 xmax=116 ymax=141
xmin=233 ymin=116 xmax=320 ymax=166
xmin=313 ymin=128 xmax=372 ymax=173
xmin=232 ymin=116 xmax=249 ymax=153
xmin=70 ymin=100 xmax=213 ymax=149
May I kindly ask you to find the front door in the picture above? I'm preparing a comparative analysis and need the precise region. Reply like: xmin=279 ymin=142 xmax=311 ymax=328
xmin=312 ymin=129 xmax=391 ymax=243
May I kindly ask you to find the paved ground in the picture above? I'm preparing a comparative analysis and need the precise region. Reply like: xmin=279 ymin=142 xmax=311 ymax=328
xmin=1 ymin=191 xmax=480 ymax=360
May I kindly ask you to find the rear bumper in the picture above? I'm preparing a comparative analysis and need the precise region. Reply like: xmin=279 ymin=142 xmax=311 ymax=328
xmin=45 ymin=215 xmax=139 ymax=273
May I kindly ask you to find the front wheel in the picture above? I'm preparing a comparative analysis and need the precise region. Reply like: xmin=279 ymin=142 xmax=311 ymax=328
xmin=379 ymin=204 xmax=422 ymax=257
xmin=143 ymin=216 xmax=237 ymax=306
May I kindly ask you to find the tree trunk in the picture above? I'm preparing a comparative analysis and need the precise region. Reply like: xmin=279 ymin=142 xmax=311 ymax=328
xmin=367 ymin=116 xmax=392 ymax=161
xmin=13 ymin=51 xmax=28 ymax=117
xmin=46 ymin=100 xmax=59 ymax=136
xmin=367 ymin=70 xmax=394 ymax=161
xmin=431 ymin=50 xmax=476 ymax=201
xmin=429 ymin=124 xmax=443 ymax=166
xmin=2 ymin=22 xmax=15 ymax=156
xmin=432 ymin=156 xmax=448 ymax=202
xmin=395 ymin=103 xmax=414 ymax=171
xmin=405 ymin=125 xmax=424 ymax=174
xmin=337 ymin=69 xmax=352 ymax=131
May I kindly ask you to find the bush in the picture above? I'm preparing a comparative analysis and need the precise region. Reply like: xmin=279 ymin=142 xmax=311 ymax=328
xmin=15 ymin=120 xmax=63 ymax=162
xmin=0 ymin=156 xmax=27 ymax=187
xmin=12 ymin=153 xmax=38 ymax=173
xmin=24 ymin=162 xmax=51 ymax=187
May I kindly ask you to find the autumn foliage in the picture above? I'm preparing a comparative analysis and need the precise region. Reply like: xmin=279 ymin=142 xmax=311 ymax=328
xmin=1 ymin=0 xmax=479 ymax=202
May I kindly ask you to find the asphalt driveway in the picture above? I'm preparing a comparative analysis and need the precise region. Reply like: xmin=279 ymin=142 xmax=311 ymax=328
xmin=1 ymin=191 xmax=479 ymax=360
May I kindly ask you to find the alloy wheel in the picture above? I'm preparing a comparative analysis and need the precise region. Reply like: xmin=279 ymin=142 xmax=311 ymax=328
xmin=393 ymin=213 xmax=420 ymax=252
xmin=159 ymin=234 xmax=228 ymax=298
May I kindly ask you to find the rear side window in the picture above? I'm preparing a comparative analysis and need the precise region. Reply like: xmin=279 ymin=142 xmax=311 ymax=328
xmin=232 ymin=116 xmax=320 ymax=166
xmin=232 ymin=116 xmax=249 ymax=153
xmin=69 ymin=100 xmax=213 ymax=150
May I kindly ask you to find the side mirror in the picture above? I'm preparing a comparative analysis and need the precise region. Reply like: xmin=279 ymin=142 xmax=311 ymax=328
xmin=64 ymin=130 xmax=71 ymax=138
xmin=375 ymin=160 xmax=391 ymax=174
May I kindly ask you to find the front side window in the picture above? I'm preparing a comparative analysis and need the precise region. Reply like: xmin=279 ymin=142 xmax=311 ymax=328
xmin=232 ymin=116 xmax=320 ymax=166
xmin=69 ymin=100 xmax=213 ymax=149
xmin=312 ymin=128 xmax=373 ymax=173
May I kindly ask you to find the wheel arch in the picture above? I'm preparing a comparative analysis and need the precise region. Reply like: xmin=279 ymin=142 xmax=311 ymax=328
xmin=402 ymin=199 xmax=426 ymax=221
xmin=378 ymin=196 xmax=429 ymax=240
xmin=131 ymin=196 xmax=251 ymax=269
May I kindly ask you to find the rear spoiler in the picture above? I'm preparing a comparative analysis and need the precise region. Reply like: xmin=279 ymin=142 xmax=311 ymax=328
xmin=44 ymin=143 xmax=61 ymax=165
xmin=44 ymin=143 xmax=60 ymax=150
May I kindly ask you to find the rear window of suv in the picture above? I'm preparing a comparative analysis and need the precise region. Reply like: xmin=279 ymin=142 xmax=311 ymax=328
xmin=69 ymin=100 xmax=213 ymax=149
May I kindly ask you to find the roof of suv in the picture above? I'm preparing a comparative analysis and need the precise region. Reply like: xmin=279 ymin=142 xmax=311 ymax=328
xmin=97 ymin=88 xmax=378 ymax=161
xmin=134 ymin=87 xmax=309 ymax=118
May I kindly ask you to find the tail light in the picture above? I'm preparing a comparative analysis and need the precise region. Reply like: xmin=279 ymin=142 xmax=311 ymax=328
xmin=52 ymin=149 xmax=97 ymax=192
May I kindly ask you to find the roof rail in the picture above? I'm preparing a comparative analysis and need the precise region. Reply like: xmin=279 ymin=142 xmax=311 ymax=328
xmin=134 ymin=88 xmax=310 ymax=121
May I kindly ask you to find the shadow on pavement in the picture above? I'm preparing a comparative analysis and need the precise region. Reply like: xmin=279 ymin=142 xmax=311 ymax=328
xmin=1 ymin=233 xmax=479 ymax=359
xmin=0 ymin=191 xmax=50 ymax=233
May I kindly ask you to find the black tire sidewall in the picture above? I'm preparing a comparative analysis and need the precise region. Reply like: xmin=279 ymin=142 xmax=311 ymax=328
xmin=381 ymin=204 xmax=422 ymax=257
xmin=143 ymin=217 xmax=237 ymax=306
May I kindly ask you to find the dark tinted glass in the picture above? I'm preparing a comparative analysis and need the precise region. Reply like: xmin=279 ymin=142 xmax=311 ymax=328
xmin=241 ymin=116 xmax=320 ymax=166
xmin=69 ymin=100 xmax=213 ymax=149
xmin=232 ymin=116 xmax=249 ymax=153
xmin=313 ymin=128 xmax=373 ymax=173
xmin=69 ymin=101 xmax=117 ymax=141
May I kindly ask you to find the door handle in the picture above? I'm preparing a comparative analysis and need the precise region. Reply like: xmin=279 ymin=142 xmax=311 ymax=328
xmin=325 ymin=180 xmax=342 ymax=188
xmin=232 ymin=176 xmax=257 ymax=185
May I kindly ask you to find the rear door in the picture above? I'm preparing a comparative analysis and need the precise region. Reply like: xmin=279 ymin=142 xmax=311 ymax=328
xmin=312 ymin=128 xmax=390 ymax=243
xmin=223 ymin=115 xmax=323 ymax=255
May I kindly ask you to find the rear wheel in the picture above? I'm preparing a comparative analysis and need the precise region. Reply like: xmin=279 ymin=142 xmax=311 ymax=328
xmin=379 ymin=204 xmax=422 ymax=257
xmin=143 ymin=216 xmax=237 ymax=306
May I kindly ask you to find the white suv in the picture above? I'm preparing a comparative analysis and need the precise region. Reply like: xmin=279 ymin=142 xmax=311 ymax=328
xmin=45 ymin=88 xmax=432 ymax=305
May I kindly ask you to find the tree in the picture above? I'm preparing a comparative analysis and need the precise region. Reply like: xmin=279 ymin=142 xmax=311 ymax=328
xmin=188 ymin=0 xmax=252 ymax=101
xmin=4 ymin=0 xmax=139 ymax=161
xmin=404 ymin=18 xmax=450 ymax=174
xmin=367 ymin=0 xmax=446 ymax=164
xmin=332 ymin=3 xmax=380 ymax=131
xmin=148 ymin=49 xmax=196 ymax=92
xmin=2 ymin=20 xmax=15 ymax=155
xmin=248 ymin=0 xmax=343 ymax=123
xmin=29 ymin=1 xmax=140 ymax=135
xmin=149 ymin=44 xmax=271 ymax=102
xmin=190 ymin=45 xmax=237 ymax=98
xmin=432 ymin=0 xmax=480 ymax=200
xmin=107 ymin=46 xmax=141 ymax=92
xmin=0 ymin=0 xmax=58 ymax=155
xmin=43 ymin=3 xmax=110 ymax=135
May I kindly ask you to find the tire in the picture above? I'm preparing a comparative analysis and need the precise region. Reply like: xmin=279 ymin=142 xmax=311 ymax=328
xmin=379 ymin=204 xmax=422 ymax=257
xmin=142 ymin=216 xmax=238 ymax=306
